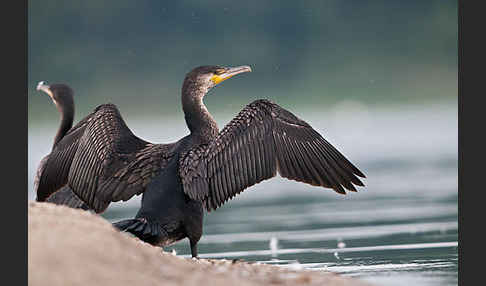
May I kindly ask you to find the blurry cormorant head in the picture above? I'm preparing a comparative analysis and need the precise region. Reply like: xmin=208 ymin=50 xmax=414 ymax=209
xmin=37 ymin=81 xmax=74 ymax=110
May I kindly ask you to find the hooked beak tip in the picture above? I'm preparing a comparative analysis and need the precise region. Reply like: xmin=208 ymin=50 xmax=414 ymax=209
xmin=234 ymin=65 xmax=252 ymax=73
xmin=36 ymin=81 xmax=47 ymax=91
xmin=36 ymin=81 xmax=52 ymax=97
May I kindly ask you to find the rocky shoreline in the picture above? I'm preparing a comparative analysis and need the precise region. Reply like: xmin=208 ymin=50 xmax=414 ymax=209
xmin=28 ymin=202 xmax=372 ymax=286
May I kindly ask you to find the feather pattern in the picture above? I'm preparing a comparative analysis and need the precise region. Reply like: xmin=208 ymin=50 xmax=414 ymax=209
xmin=34 ymin=118 xmax=90 ymax=202
xmin=181 ymin=99 xmax=365 ymax=211
xmin=66 ymin=104 xmax=175 ymax=213
xmin=35 ymin=103 xmax=174 ymax=213
xmin=45 ymin=186 xmax=90 ymax=210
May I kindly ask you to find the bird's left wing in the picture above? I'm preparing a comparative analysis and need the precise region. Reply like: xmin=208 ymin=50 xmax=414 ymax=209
xmin=180 ymin=99 xmax=366 ymax=211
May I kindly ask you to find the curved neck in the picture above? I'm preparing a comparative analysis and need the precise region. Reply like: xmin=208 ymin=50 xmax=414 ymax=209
xmin=181 ymin=80 xmax=218 ymax=140
xmin=53 ymin=104 xmax=74 ymax=149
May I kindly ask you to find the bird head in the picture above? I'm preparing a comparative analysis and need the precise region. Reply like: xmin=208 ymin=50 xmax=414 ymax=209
xmin=36 ymin=81 xmax=74 ymax=109
xmin=182 ymin=65 xmax=252 ymax=98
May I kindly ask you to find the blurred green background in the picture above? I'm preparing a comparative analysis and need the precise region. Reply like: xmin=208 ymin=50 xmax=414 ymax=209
xmin=28 ymin=0 xmax=457 ymax=125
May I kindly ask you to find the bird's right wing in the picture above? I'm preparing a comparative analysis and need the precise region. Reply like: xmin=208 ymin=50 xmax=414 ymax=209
xmin=94 ymin=142 xmax=175 ymax=208
xmin=35 ymin=103 xmax=174 ymax=213
xmin=66 ymin=104 xmax=175 ymax=213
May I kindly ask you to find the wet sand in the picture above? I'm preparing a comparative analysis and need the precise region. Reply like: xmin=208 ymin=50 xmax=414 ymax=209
xmin=28 ymin=202 xmax=372 ymax=286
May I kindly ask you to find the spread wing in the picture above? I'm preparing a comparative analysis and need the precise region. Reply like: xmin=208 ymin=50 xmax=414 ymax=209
xmin=66 ymin=104 xmax=175 ymax=213
xmin=181 ymin=99 xmax=366 ymax=211
xmin=35 ymin=103 xmax=174 ymax=213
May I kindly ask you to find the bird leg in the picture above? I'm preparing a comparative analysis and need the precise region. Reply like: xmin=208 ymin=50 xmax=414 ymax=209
xmin=190 ymin=239 xmax=198 ymax=258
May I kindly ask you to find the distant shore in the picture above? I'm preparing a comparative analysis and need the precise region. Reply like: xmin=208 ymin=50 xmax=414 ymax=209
xmin=28 ymin=202 xmax=372 ymax=286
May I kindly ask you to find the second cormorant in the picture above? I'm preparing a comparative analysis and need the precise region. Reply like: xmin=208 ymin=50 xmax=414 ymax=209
xmin=34 ymin=65 xmax=366 ymax=257
xmin=34 ymin=81 xmax=89 ymax=210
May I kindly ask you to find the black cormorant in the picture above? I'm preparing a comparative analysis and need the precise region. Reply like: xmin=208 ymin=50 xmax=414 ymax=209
xmin=34 ymin=65 xmax=366 ymax=257
xmin=34 ymin=81 xmax=89 ymax=210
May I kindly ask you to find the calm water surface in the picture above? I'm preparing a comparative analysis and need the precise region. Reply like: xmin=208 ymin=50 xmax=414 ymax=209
xmin=28 ymin=102 xmax=458 ymax=286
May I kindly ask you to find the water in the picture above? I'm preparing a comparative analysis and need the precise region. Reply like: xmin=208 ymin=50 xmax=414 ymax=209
xmin=28 ymin=102 xmax=458 ymax=286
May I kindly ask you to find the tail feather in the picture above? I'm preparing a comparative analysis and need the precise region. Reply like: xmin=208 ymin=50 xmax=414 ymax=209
xmin=112 ymin=218 xmax=163 ymax=243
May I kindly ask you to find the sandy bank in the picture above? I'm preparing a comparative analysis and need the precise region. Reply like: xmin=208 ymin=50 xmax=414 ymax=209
xmin=28 ymin=202 xmax=371 ymax=286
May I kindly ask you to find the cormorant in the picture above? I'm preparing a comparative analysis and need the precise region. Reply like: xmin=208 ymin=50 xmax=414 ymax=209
xmin=34 ymin=65 xmax=365 ymax=258
xmin=34 ymin=82 xmax=89 ymax=210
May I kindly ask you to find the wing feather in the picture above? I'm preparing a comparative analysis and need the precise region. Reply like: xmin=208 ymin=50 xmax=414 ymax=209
xmin=181 ymin=99 xmax=366 ymax=211
xmin=35 ymin=103 xmax=174 ymax=213
xmin=45 ymin=186 xmax=90 ymax=210
xmin=34 ymin=122 xmax=88 ymax=202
